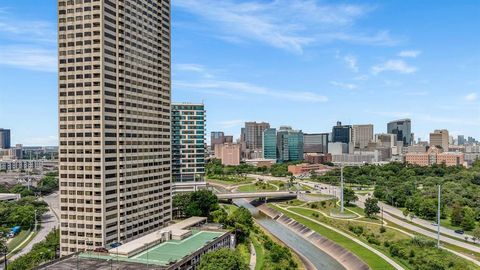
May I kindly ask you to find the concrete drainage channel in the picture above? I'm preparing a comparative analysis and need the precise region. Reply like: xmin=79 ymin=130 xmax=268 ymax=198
xmin=257 ymin=204 xmax=371 ymax=270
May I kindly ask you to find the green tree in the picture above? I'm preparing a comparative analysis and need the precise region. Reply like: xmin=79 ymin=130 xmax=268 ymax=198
xmin=172 ymin=190 xmax=219 ymax=220
xmin=461 ymin=206 xmax=476 ymax=231
xmin=473 ymin=226 xmax=480 ymax=243
xmin=343 ymin=188 xmax=358 ymax=206
xmin=227 ymin=207 xmax=253 ymax=243
xmin=198 ymin=248 xmax=248 ymax=270
xmin=211 ymin=208 xmax=228 ymax=224
xmin=450 ymin=203 xmax=463 ymax=226
xmin=9 ymin=205 xmax=35 ymax=227
xmin=364 ymin=197 xmax=381 ymax=218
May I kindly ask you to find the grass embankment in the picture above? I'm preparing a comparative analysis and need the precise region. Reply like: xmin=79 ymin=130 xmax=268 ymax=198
xmin=271 ymin=204 xmax=397 ymax=270
xmin=7 ymin=230 xmax=31 ymax=250
xmin=250 ymin=233 xmax=265 ymax=270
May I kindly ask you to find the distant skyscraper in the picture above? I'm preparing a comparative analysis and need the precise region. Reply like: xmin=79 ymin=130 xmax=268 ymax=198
xmin=242 ymin=122 xmax=270 ymax=158
xmin=387 ymin=119 xmax=413 ymax=146
xmin=458 ymin=135 xmax=466 ymax=145
xmin=172 ymin=103 xmax=206 ymax=182
xmin=277 ymin=126 xmax=304 ymax=162
xmin=58 ymin=0 xmax=172 ymax=255
xmin=211 ymin=131 xmax=225 ymax=150
xmin=430 ymin=129 xmax=449 ymax=151
xmin=304 ymin=133 xmax=329 ymax=154
xmin=352 ymin=124 xmax=374 ymax=149
xmin=0 ymin=129 xmax=11 ymax=149
xmin=263 ymin=128 xmax=277 ymax=160
xmin=332 ymin=121 xmax=352 ymax=144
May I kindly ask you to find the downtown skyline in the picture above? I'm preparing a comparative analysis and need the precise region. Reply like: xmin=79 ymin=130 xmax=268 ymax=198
xmin=1 ymin=0 xmax=480 ymax=145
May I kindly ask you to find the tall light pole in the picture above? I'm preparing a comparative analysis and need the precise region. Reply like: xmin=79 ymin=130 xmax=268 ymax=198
xmin=340 ymin=164 xmax=344 ymax=213
xmin=437 ymin=184 xmax=441 ymax=249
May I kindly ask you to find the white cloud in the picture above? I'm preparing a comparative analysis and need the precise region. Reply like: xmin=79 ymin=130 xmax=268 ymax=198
xmin=174 ymin=0 xmax=398 ymax=53
xmin=0 ymin=46 xmax=56 ymax=72
xmin=175 ymin=80 xmax=328 ymax=103
xmin=218 ymin=119 xmax=245 ymax=129
xmin=343 ymin=55 xmax=358 ymax=72
xmin=175 ymin=63 xmax=214 ymax=78
xmin=398 ymin=50 xmax=421 ymax=58
xmin=330 ymin=81 xmax=357 ymax=90
xmin=464 ymin=92 xmax=478 ymax=102
xmin=371 ymin=59 xmax=417 ymax=74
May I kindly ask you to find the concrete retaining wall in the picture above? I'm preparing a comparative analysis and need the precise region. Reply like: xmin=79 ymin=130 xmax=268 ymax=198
xmin=258 ymin=205 xmax=371 ymax=270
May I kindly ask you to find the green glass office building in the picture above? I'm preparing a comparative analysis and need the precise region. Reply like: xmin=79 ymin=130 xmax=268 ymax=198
xmin=263 ymin=128 xmax=277 ymax=160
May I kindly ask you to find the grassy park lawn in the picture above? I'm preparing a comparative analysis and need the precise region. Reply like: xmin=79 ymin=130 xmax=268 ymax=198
xmin=237 ymin=182 xmax=277 ymax=192
xmin=206 ymin=176 xmax=255 ymax=186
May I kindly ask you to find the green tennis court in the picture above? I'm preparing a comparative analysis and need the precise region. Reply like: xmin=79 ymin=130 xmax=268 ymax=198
xmin=132 ymin=230 xmax=224 ymax=265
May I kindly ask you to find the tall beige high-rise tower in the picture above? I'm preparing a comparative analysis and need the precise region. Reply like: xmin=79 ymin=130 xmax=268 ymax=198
xmin=58 ymin=0 xmax=172 ymax=255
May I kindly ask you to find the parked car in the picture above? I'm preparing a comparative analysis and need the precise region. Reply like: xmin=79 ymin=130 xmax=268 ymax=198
xmin=454 ymin=229 xmax=465 ymax=235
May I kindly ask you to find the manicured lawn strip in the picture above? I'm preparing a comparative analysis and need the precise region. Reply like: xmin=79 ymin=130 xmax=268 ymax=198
xmin=206 ymin=178 xmax=252 ymax=186
xmin=271 ymin=205 xmax=396 ymax=270
xmin=7 ymin=230 xmax=31 ymax=250
xmin=237 ymin=183 xmax=277 ymax=193
xmin=250 ymin=233 xmax=265 ymax=270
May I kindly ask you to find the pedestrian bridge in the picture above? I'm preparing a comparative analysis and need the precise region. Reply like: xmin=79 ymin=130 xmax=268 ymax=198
xmin=216 ymin=191 xmax=297 ymax=200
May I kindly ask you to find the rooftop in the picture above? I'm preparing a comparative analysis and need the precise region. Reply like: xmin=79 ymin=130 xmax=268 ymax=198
xmin=40 ymin=229 xmax=227 ymax=270
xmin=81 ymin=230 xmax=224 ymax=267
xmin=113 ymin=216 xmax=207 ymax=257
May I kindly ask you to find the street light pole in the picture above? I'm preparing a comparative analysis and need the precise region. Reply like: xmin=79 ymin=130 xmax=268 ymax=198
xmin=340 ymin=164 xmax=344 ymax=213
xmin=437 ymin=184 xmax=441 ymax=249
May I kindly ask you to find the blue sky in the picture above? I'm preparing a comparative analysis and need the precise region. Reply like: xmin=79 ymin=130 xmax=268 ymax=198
xmin=0 ymin=0 xmax=479 ymax=145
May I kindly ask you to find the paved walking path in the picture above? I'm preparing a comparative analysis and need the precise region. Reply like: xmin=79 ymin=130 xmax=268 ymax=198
xmin=249 ymin=242 xmax=256 ymax=270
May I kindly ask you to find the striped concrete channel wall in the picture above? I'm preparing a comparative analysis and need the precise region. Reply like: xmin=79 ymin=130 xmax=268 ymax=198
xmin=258 ymin=205 xmax=370 ymax=270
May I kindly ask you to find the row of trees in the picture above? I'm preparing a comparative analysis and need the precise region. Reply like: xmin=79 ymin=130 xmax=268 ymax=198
xmin=206 ymin=159 xmax=301 ymax=180
xmin=0 ymin=197 xmax=47 ymax=229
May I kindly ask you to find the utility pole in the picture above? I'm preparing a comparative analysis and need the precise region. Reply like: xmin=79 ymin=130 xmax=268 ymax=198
xmin=437 ymin=184 xmax=441 ymax=249
xmin=340 ymin=164 xmax=344 ymax=213
xmin=381 ymin=206 xmax=384 ymax=228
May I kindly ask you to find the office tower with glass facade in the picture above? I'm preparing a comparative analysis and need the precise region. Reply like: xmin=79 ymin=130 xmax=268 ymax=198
xmin=263 ymin=128 xmax=277 ymax=160
xmin=387 ymin=119 xmax=413 ymax=146
xmin=332 ymin=121 xmax=352 ymax=144
xmin=277 ymin=126 xmax=304 ymax=162
xmin=58 ymin=0 xmax=172 ymax=255
xmin=0 ymin=128 xmax=11 ymax=149
xmin=172 ymin=103 xmax=206 ymax=182
xmin=304 ymin=133 xmax=329 ymax=154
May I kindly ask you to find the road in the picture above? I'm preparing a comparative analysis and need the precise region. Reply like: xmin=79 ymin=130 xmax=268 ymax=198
xmin=2 ymin=193 xmax=59 ymax=268
xmin=248 ymin=174 xmax=480 ymax=254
